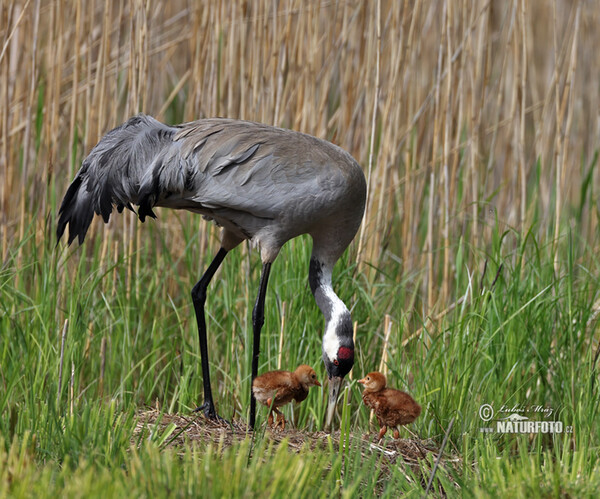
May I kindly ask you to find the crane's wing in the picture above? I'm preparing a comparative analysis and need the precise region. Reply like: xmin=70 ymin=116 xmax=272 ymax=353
xmin=58 ymin=114 xmax=363 ymax=246
xmin=139 ymin=118 xmax=358 ymax=223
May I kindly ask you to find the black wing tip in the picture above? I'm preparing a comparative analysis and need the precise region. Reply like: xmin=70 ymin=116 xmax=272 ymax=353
xmin=56 ymin=182 xmax=96 ymax=247
xmin=56 ymin=212 xmax=93 ymax=247
xmin=55 ymin=220 xmax=68 ymax=248
xmin=137 ymin=174 xmax=159 ymax=223
xmin=137 ymin=205 xmax=157 ymax=223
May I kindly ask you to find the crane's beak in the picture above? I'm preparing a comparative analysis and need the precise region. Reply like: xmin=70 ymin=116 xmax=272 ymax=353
xmin=325 ymin=376 xmax=343 ymax=427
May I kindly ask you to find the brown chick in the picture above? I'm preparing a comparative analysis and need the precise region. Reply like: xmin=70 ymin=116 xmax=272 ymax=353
xmin=252 ymin=365 xmax=321 ymax=429
xmin=358 ymin=372 xmax=421 ymax=440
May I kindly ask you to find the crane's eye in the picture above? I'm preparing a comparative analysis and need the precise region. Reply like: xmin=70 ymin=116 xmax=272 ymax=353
xmin=366 ymin=376 xmax=370 ymax=380
xmin=333 ymin=359 xmax=339 ymax=366
xmin=311 ymin=374 xmax=316 ymax=379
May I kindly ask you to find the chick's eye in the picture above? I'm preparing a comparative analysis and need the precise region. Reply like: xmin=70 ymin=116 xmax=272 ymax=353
xmin=333 ymin=359 xmax=339 ymax=366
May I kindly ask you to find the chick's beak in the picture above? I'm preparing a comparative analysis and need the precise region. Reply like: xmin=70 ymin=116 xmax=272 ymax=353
xmin=357 ymin=378 xmax=366 ymax=385
xmin=325 ymin=376 xmax=343 ymax=427
xmin=314 ymin=379 xmax=322 ymax=387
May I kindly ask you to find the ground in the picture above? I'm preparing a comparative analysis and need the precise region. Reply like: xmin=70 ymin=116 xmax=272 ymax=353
xmin=134 ymin=409 xmax=453 ymax=493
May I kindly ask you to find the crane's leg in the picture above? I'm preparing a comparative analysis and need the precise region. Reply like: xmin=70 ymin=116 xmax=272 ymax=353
xmin=249 ymin=262 xmax=272 ymax=429
xmin=191 ymin=247 xmax=228 ymax=419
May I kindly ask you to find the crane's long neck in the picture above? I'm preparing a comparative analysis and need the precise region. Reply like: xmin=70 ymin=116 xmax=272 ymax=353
xmin=308 ymin=258 xmax=354 ymax=358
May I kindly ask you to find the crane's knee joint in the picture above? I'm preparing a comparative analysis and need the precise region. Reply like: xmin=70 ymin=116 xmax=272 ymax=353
xmin=191 ymin=281 xmax=208 ymax=303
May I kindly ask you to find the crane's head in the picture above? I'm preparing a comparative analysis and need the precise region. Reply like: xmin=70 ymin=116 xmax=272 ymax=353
xmin=308 ymin=256 xmax=355 ymax=427
xmin=322 ymin=332 xmax=354 ymax=427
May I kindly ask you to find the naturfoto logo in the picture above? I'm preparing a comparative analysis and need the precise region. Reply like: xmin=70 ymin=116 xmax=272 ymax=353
xmin=478 ymin=403 xmax=573 ymax=435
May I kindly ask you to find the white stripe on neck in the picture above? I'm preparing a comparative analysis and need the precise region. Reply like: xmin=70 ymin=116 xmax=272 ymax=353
xmin=320 ymin=267 xmax=349 ymax=361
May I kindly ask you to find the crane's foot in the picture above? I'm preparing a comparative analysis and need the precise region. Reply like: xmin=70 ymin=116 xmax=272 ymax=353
xmin=393 ymin=428 xmax=400 ymax=439
xmin=377 ymin=426 xmax=388 ymax=441
xmin=193 ymin=401 xmax=229 ymax=425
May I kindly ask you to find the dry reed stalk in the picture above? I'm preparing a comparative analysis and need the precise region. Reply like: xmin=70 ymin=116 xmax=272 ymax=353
xmin=507 ymin=2 xmax=520 ymax=229
xmin=95 ymin=0 xmax=112 ymax=135
xmin=248 ymin=3 xmax=258 ymax=122
xmin=83 ymin=0 xmax=94 ymax=149
xmin=0 ymin=5 xmax=12 ymax=260
xmin=157 ymin=69 xmax=191 ymax=120
xmin=356 ymin=0 xmax=380 ymax=271
xmin=484 ymin=2 xmax=513 ymax=211
xmin=555 ymin=2 xmax=580 ymax=272
xmin=226 ymin=1 xmax=235 ymax=120
xmin=17 ymin=0 xmax=40 ymax=274
xmin=551 ymin=2 xmax=566 ymax=268
xmin=51 ymin=2 xmax=64 ymax=153
xmin=426 ymin=170 xmax=435 ymax=314
xmin=83 ymin=322 xmax=93 ymax=361
xmin=108 ymin=3 xmax=122 ymax=126
xmin=0 ymin=1 xmax=30 ymax=64
xmin=426 ymin=0 xmax=447 ymax=314
xmin=69 ymin=361 xmax=75 ymax=417
xmin=277 ymin=301 xmax=287 ymax=370
xmin=79 ymin=322 xmax=93 ymax=391
xmin=378 ymin=314 xmax=393 ymax=376
xmin=441 ymin=0 xmax=453 ymax=306
xmin=562 ymin=3 xmax=581 ymax=407
xmin=229 ymin=321 xmax=236 ymax=384
xmin=111 ymin=240 xmax=118 ymax=299
xmin=99 ymin=335 xmax=107 ymax=398
xmin=134 ymin=220 xmax=141 ymax=303
xmin=57 ymin=319 xmax=68 ymax=405
xmin=68 ymin=0 xmax=81 ymax=176
xmin=468 ymin=1 xmax=487 ymax=245
xmin=400 ymin=0 xmax=420 ymax=270
xmin=371 ymin=2 xmax=401 ymax=265
xmin=518 ymin=0 xmax=528 ymax=229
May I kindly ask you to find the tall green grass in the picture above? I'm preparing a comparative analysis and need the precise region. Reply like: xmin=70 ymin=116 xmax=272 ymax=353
xmin=2 ymin=195 xmax=600 ymax=496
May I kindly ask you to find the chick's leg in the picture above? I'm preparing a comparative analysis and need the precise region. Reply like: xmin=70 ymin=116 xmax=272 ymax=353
xmin=378 ymin=425 xmax=388 ymax=441
xmin=274 ymin=408 xmax=285 ymax=430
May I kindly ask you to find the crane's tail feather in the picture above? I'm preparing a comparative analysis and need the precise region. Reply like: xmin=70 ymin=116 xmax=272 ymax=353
xmin=137 ymin=170 xmax=160 ymax=222
xmin=57 ymin=175 xmax=96 ymax=245
xmin=56 ymin=114 xmax=175 ymax=245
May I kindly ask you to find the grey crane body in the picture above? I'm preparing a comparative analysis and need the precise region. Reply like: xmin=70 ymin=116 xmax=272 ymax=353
xmin=57 ymin=114 xmax=366 ymax=428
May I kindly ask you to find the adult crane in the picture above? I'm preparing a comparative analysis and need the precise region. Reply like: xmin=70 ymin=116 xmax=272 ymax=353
xmin=57 ymin=114 xmax=366 ymax=428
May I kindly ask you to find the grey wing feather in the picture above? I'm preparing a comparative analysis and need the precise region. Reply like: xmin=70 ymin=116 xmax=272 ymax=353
xmin=57 ymin=114 xmax=363 ymax=249
xmin=57 ymin=114 xmax=177 ymax=244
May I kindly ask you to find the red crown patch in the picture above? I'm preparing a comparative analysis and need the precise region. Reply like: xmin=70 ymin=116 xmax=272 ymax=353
xmin=338 ymin=347 xmax=354 ymax=360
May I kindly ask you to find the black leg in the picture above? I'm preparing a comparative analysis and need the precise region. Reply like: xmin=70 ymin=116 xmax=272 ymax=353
xmin=249 ymin=262 xmax=272 ymax=429
xmin=191 ymin=247 xmax=228 ymax=419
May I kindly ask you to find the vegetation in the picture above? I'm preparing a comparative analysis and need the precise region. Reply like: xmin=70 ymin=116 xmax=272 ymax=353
xmin=1 ymin=0 xmax=599 ymax=496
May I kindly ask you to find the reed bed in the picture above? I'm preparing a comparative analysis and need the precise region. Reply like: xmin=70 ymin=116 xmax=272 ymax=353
xmin=3 ymin=1 xmax=599 ymax=306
